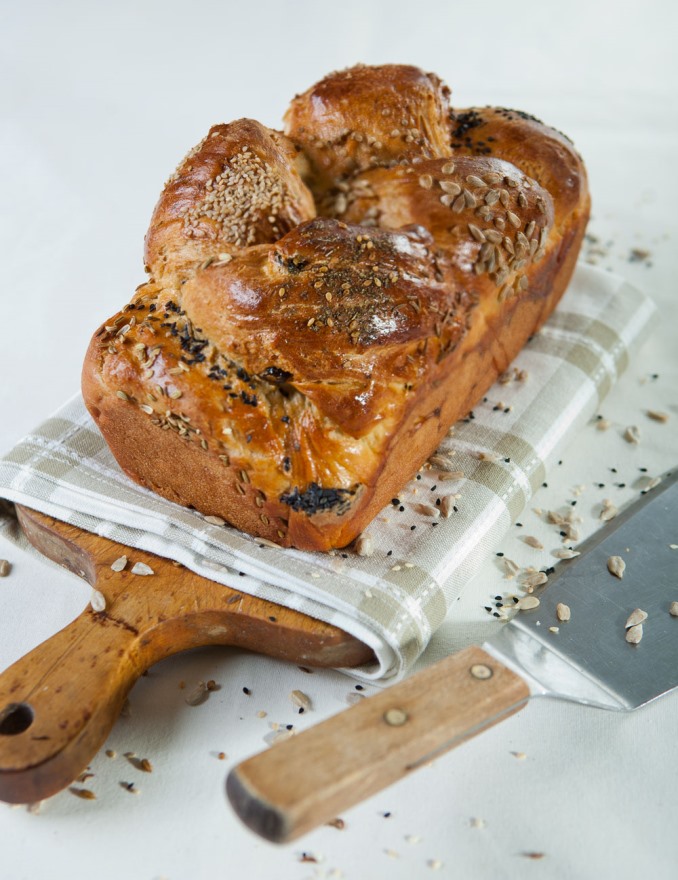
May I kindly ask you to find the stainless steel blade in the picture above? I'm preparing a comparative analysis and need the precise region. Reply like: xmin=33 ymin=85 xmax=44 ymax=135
xmin=485 ymin=468 xmax=678 ymax=711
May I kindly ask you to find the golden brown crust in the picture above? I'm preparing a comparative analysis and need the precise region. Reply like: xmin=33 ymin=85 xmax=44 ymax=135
xmin=283 ymin=63 xmax=452 ymax=201
xmin=82 ymin=64 xmax=590 ymax=551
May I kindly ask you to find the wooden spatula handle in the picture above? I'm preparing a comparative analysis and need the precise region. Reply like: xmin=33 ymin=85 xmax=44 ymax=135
xmin=227 ymin=645 xmax=530 ymax=842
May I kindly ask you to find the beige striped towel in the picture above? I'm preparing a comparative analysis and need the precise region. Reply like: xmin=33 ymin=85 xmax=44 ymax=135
xmin=0 ymin=265 xmax=656 ymax=680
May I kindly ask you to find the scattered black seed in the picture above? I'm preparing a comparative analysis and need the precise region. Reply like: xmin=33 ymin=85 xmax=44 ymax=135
xmin=282 ymin=456 xmax=291 ymax=472
xmin=399 ymin=506 xmax=405 ymax=512
xmin=281 ymin=415 xmax=290 ymax=424
xmin=355 ymin=684 xmax=364 ymax=691
xmin=391 ymin=498 xmax=400 ymax=506
xmin=560 ymin=530 xmax=567 ymax=537
xmin=571 ymin=500 xmax=577 ymax=506
xmin=542 ymin=482 xmax=548 ymax=488
xmin=416 ymin=474 xmax=422 ymax=480
xmin=496 ymin=552 xmax=504 ymax=557
xmin=239 ymin=572 xmax=245 ymax=577
xmin=382 ymin=812 xmax=392 ymax=818
xmin=430 ymin=485 xmax=437 ymax=492
xmin=610 ymin=467 xmax=617 ymax=473
xmin=597 ymin=483 xmax=605 ymax=488
xmin=268 ymin=616 xmax=277 ymax=622
xmin=616 ymin=483 xmax=626 ymax=488
xmin=493 ymin=612 xmax=501 ymax=618
xmin=432 ymin=522 xmax=438 ymax=527
xmin=243 ymin=687 xmax=251 ymax=695
xmin=298 ymin=707 xmax=305 ymax=714
xmin=495 ymin=595 xmax=502 ymax=601
xmin=558 ymin=460 xmax=563 ymax=465
xmin=516 ymin=522 xmax=523 ymax=527
xmin=341 ymin=553 xmax=348 ymax=559
xmin=286 ymin=724 xmax=293 ymax=731
xmin=410 ymin=525 xmax=416 ymax=531
xmin=485 ymin=606 xmax=492 ymax=612
xmin=435 ymin=498 xmax=441 ymax=506
xmin=639 ymin=467 xmax=648 ymax=473
xmin=387 ymin=550 xmax=393 ymax=556
xmin=453 ymin=507 xmax=458 ymax=513
xmin=495 ymin=602 xmax=503 ymax=608
xmin=504 ymin=458 xmax=511 ymax=463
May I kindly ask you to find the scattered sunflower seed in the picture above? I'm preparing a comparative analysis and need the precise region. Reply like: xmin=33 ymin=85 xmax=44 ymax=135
xmin=548 ymin=626 xmax=560 ymax=634
xmin=625 ymin=608 xmax=647 ymax=628
xmin=440 ymin=496 xmax=456 ymax=518
xmin=354 ymin=533 xmax=374 ymax=556
xmin=523 ymin=536 xmax=544 ymax=549
xmin=204 ymin=515 xmax=225 ymax=526
xmin=0 ymin=559 xmax=11 ymax=577
xmin=624 ymin=425 xmax=641 ymax=444
xmin=600 ymin=499 xmax=618 ymax=522
xmin=553 ymin=548 xmax=581 ymax=559
xmin=69 ymin=787 xmax=96 ymax=800
xmin=290 ymin=690 xmax=312 ymax=711
xmin=185 ymin=681 xmax=210 ymax=706
xmin=596 ymin=418 xmax=611 ymax=431
xmin=428 ymin=859 xmax=444 ymax=870
xmin=469 ymin=817 xmax=486 ymax=829
xmin=521 ymin=571 xmax=548 ymax=589
xmin=90 ymin=590 xmax=106 ymax=613
xmin=669 ymin=602 xmax=678 ymax=617
xmin=607 ymin=555 xmax=626 ymax=579
xmin=346 ymin=692 xmax=365 ymax=705
xmin=502 ymin=558 xmax=520 ymax=578
xmin=647 ymin=410 xmax=669 ymax=423
xmin=131 ymin=562 xmax=154 ymax=576
xmin=555 ymin=603 xmax=571 ymax=622
xmin=414 ymin=503 xmax=440 ymax=518
xmin=626 ymin=624 xmax=643 ymax=644
xmin=105 ymin=749 xmax=116 ymax=759
xmin=110 ymin=555 xmax=127 ymax=572
xmin=517 ymin=596 xmax=540 ymax=611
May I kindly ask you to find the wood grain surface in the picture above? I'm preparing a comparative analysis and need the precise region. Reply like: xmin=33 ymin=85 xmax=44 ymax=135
xmin=227 ymin=645 xmax=530 ymax=842
xmin=0 ymin=506 xmax=373 ymax=805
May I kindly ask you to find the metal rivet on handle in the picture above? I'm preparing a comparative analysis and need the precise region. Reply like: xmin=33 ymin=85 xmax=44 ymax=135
xmin=383 ymin=708 xmax=409 ymax=726
xmin=470 ymin=664 xmax=493 ymax=680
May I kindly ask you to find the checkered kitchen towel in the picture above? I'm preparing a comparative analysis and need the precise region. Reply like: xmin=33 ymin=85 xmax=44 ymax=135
xmin=0 ymin=265 xmax=657 ymax=681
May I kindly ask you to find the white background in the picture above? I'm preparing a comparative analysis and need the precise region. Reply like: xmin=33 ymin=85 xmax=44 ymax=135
xmin=1 ymin=1 xmax=677 ymax=877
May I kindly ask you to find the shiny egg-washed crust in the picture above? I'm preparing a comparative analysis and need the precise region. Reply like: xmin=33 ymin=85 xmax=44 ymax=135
xmin=82 ymin=63 xmax=590 ymax=551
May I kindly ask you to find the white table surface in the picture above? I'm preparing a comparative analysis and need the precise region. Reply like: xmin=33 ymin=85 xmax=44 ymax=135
xmin=1 ymin=1 xmax=677 ymax=877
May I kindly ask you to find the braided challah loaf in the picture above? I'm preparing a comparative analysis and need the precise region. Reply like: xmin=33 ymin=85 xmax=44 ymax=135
xmin=82 ymin=64 xmax=589 ymax=551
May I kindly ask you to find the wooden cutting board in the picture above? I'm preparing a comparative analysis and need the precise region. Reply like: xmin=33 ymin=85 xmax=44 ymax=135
xmin=0 ymin=506 xmax=373 ymax=805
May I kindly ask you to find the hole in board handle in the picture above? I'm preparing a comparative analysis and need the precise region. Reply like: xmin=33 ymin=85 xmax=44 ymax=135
xmin=0 ymin=702 xmax=34 ymax=735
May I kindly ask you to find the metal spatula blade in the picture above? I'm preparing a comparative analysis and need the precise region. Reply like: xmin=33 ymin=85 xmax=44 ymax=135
xmin=227 ymin=469 xmax=678 ymax=842
xmin=487 ymin=467 xmax=678 ymax=711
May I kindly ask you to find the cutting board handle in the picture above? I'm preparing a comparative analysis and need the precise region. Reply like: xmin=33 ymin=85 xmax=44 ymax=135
xmin=0 ymin=507 xmax=373 ymax=804
xmin=227 ymin=645 xmax=530 ymax=842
